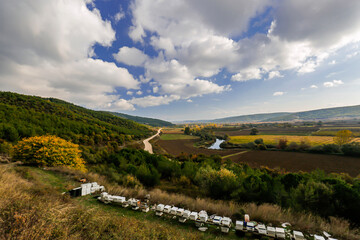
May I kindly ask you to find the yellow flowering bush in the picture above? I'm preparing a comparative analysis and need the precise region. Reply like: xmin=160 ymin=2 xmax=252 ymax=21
xmin=14 ymin=135 xmax=86 ymax=171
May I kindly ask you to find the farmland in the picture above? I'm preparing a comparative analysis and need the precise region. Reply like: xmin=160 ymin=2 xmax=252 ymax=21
xmin=160 ymin=133 xmax=199 ymax=140
xmin=154 ymin=138 xmax=242 ymax=157
xmin=312 ymin=127 xmax=360 ymax=137
xmin=227 ymin=150 xmax=360 ymax=177
xmin=229 ymin=135 xmax=360 ymax=146
xmin=214 ymin=126 xmax=319 ymax=136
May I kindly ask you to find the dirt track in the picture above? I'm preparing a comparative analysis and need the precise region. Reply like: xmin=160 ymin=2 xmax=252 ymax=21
xmin=229 ymin=150 xmax=360 ymax=177
xmin=143 ymin=128 xmax=162 ymax=154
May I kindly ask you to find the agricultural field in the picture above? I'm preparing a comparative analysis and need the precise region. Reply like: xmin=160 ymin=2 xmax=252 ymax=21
xmin=160 ymin=133 xmax=199 ymax=140
xmin=228 ymin=150 xmax=360 ymax=177
xmin=214 ymin=127 xmax=320 ymax=136
xmin=229 ymin=135 xmax=360 ymax=146
xmin=155 ymin=138 xmax=242 ymax=157
xmin=312 ymin=127 xmax=360 ymax=137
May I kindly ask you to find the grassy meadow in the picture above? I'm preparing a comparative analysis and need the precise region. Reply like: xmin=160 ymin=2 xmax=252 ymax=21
xmin=0 ymin=164 xmax=233 ymax=240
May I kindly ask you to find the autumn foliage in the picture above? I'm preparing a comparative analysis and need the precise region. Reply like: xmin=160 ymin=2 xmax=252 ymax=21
xmin=334 ymin=130 xmax=354 ymax=145
xmin=14 ymin=135 xmax=86 ymax=171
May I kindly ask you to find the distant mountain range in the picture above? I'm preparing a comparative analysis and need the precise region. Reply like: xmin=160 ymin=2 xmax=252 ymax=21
xmin=180 ymin=105 xmax=360 ymax=123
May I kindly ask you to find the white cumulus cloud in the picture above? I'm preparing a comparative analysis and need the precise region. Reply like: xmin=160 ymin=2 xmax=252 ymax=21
xmin=0 ymin=0 xmax=138 ymax=110
xmin=231 ymin=68 xmax=262 ymax=82
xmin=113 ymin=47 xmax=149 ymax=67
xmin=323 ymin=80 xmax=344 ymax=88
xmin=273 ymin=91 xmax=285 ymax=96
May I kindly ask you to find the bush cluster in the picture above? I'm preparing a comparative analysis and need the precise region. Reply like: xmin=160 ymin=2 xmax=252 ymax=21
xmin=13 ymin=135 xmax=86 ymax=171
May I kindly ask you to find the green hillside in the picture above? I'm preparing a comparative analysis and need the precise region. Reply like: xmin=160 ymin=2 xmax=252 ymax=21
xmin=0 ymin=91 xmax=151 ymax=146
xmin=111 ymin=112 xmax=174 ymax=127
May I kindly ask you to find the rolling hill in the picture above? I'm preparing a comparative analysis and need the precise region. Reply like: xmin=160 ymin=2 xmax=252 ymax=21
xmin=193 ymin=105 xmax=360 ymax=123
xmin=265 ymin=105 xmax=360 ymax=121
xmin=0 ymin=91 xmax=152 ymax=145
xmin=209 ymin=112 xmax=290 ymax=123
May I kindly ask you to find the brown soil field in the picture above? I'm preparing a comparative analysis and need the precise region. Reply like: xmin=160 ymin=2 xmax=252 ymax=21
xmin=156 ymin=139 xmax=242 ymax=156
xmin=229 ymin=150 xmax=360 ymax=177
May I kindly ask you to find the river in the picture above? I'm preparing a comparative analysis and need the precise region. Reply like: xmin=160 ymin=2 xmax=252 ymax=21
xmin=208 ymin=138 xmax=225 ymax=150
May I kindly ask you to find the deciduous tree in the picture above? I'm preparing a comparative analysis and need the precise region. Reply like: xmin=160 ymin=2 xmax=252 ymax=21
xmin=334 ymin=130 xmax=354 ymax=145
xmin=13 ymin=135 xmax=86 ymax=171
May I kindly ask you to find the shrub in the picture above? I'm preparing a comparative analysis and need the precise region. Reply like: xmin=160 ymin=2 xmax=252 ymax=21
xmin=277 ymin=138 xmax=288 ymax=150
xmin=250 ymin=128 xmax=259 ymax=135
xmin=13 ymin=135 xmax=86 ymax=171
xmin=265 ymin=144 xmax=277 ymax=149
xmin=334 ymin=130 xmax=354 ymax=146
xmin=178 ymin=175 xmax=191 ymax=186
xmin=254 ymin=138 xmax=264 ymax=144
xmin=341 ymin=142 xmax=360 ymax=157
xmin=257 ymin=144 xmax=267 ymax=150
xmin=0 ymin=140 xmax=13 ymax=155
xmin=246 ymin=142 xmax=257 ymax=149
xmin=299 ymin=139 xmax=311 ymax=151
xmin=121 ymin=175 xmax=142 ymax=188
xmin=287 ymin=142 xmax=299 ymax=151
xmin=322 ymin=144 xmax=342 ymax=154
xmin=309 ymin=145 xmax=324 ymax=154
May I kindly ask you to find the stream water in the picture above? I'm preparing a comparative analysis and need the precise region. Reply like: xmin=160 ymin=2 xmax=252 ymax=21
xmin=208 ymin=138 xmax=225 ymax=149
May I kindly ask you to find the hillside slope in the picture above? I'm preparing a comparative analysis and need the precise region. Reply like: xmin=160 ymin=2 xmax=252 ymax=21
xmin=0 ymin=164 xmax=220 ymax=240
xmin=202 ymin=105 xmax=360 ymax=123
xmin=209 ymin=112 xmax=290 ymax=123
xmin=111 ymin=112 xmax=174 ymax=127
xmin=265 ymin=105 xmax=360 ymax=121
xmin=0 ymin=91 xmax=151 ymax=146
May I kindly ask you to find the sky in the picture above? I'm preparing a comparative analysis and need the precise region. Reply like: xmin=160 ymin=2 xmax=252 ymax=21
xmin=1 ymin=0 xmax=360 ymax=122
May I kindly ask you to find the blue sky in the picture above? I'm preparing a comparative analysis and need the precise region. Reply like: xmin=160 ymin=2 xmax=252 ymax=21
xmin=1 ymin=0 xmax=360 ymax=121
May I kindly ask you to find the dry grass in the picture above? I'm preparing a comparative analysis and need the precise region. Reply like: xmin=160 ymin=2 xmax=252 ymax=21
xmin=229 ymin=135 xmax=360 ymax=146
xmin=48 ymin=166 xmax=360 ymax=240
xmin=0 ymin=165 xmax=207 ymax=240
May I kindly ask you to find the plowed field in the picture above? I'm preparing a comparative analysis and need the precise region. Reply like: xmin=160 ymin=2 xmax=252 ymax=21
xmin=228 ymin=150 xmax=360 ymax=177
xmin=156 ymin=139 xmax=242 ymax=156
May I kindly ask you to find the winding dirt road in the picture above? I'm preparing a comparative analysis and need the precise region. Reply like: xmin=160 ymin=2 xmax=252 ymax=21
xmin=143 ymin=128 xmax=162 ymax=154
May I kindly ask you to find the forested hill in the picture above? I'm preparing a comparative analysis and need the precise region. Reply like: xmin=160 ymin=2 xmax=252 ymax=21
xmin=110 ymin=112 xmax=174 ymax=127
xmin=0 ymin=91 xmax=152 ymax=145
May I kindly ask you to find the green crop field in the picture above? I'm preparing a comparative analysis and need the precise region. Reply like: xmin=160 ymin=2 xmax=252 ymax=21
xmin=229 ymin=135 xmax=360 ymax=146
xmin=160 ymin=134 xmax=199 ymax=140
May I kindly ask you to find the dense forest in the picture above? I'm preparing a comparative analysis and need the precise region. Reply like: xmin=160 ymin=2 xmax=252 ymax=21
xmin=0 ymin=92 xmax=152 ymax=160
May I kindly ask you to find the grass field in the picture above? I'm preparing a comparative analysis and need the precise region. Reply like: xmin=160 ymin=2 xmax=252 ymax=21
xmin=160 ymin=133 xmax=199 ymax=140
xmin=229 ymin=135 xmax=360 ymax=146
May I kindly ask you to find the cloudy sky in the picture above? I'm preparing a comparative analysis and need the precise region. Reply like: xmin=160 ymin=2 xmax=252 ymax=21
xmin=1 ymin=0 xmax=360 ymax=121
